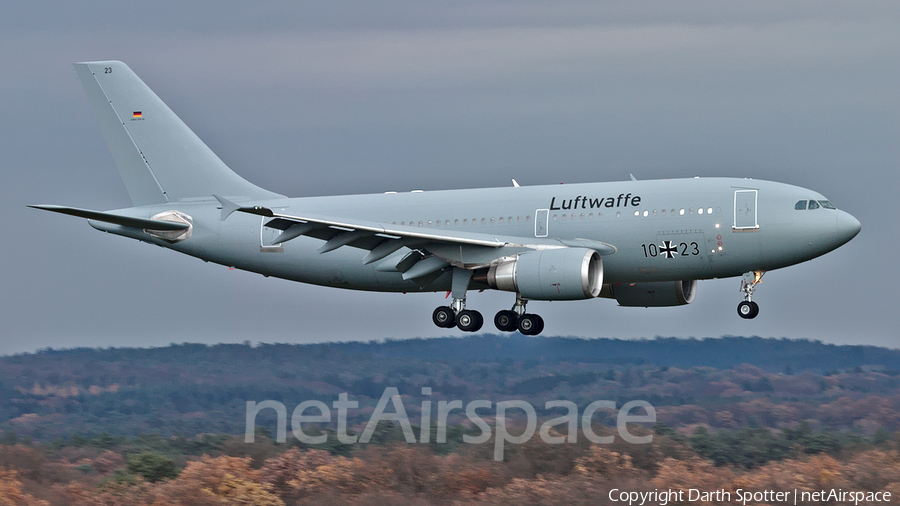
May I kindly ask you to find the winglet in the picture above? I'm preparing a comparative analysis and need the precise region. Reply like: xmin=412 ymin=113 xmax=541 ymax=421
xmin=512 ymin=179 xmax=520 ymax=188
xmin=213 ymin=195 xmax=241 ymax=220
xmin=629 ymin=174 xmax=637 ymax=181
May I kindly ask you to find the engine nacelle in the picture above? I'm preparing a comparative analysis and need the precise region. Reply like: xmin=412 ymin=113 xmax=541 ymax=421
xmin=478 ymin=248 xmax=603 ymax=300
xmin=602 ymin=280 xmax=698 ymax=307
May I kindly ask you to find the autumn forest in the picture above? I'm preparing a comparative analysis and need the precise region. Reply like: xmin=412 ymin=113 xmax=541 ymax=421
xmin=0 ymin=335 xmax=897 ymax=505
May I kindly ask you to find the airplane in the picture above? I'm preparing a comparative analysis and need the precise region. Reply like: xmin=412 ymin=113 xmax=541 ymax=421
xmin=31 ymin=61 xmax=861 ymax=336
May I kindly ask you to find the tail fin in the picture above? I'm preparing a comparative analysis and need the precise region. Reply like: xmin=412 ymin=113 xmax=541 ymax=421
xmin=74 ymin=61 xmax=283 ymax=206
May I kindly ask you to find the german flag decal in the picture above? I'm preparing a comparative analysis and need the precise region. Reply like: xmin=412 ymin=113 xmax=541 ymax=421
xmin=132 ymin=111 xmax=142 ymax=119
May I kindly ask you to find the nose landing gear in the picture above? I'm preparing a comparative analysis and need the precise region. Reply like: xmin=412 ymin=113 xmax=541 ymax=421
xmin=737 ymin=270 xmax=764 ymax=319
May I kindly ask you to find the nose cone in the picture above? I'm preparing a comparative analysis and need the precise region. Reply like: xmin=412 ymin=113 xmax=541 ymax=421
xmin=835 ymin=210 xmax=861 ymax=245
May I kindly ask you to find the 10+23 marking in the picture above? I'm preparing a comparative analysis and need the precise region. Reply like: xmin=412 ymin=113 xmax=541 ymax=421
xmin=641 ymin=240 xmax=700 ymax=259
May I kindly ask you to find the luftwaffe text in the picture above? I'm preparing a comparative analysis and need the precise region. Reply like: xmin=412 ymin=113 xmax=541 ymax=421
xmin=549 ymin=193 xmax=641 ymax=210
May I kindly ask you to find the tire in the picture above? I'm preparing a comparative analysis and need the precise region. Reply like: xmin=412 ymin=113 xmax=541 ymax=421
xmin=749 ymin=301 xmax=759 ymax=318
xmin=432 ymin=306 xmax=456 ymax=328
xmin=494 ymin=310 xmax=518 ymax=332
xmin=737 ymin=301 xmax=759 ymax=319
xmin=472 ymin=311 xmax=484 ymax=332
xmin=518 ymin=314 xmax=540 ymax=335
xmin=457 ymin=310 xmax=482 ymax=332
xmin=532 ymin=314 xmax=545 ymax=335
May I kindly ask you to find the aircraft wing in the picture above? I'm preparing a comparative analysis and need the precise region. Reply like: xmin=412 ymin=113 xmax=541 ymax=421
xmin=225 ymin=198 xmax=615 ymax=281
xmin=235 ymin=204 xmax=506 ymax=248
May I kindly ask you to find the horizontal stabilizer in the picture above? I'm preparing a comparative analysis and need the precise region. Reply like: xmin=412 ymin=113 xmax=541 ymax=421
xmin=29 ymin=205 xmax=189 ymax=231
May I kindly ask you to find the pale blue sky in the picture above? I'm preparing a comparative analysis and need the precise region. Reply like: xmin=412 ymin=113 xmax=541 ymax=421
xmin=2 ymin=1 xmax=897 ymax=353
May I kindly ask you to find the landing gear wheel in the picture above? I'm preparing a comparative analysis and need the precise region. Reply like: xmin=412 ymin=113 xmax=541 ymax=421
xmin=432 ymin=306 xmax=456 ymax=328
xmin=457 ymin=310 xmax=483 ymax=332
xmin=494 ymin=310 xmax=518 ymax=332
xmin=517 ymin=314 xmax=544 ymax=336
xmin=737 ymin=301 xmax=759 ymax=319
xmin=532 ymin=315 xmax=544 ymax=335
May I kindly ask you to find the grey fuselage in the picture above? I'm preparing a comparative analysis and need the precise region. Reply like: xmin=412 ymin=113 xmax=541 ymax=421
xmin=92 ymin=177 xmax=861 ymax=294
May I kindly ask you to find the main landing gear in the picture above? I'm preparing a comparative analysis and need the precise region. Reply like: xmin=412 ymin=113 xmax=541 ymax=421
xmin=432 ymin=294 xmax=544 ymax=335
xmin=432 ymin=269 xmax=545 ymax=335
xmin=737 ymin=270 xmax=765 ymax=319
xmin=432 ymin=303 xmax=484 ymax=332
xmin=433 ymin=268 xmax=485 ymax=333
xmin=496 ymin=294 xmax=544 ymax=335
xmin=432 ymin=300 xmax=544 ymax=335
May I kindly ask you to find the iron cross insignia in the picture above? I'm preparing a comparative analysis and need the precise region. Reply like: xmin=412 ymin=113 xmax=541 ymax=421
xmin=660 ymin=240 xmax=678 ymax=259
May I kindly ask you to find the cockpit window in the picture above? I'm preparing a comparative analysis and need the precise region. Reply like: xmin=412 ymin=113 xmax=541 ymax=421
xmin=819 ymin=200 xmax=836 ymax=209
xmin=807 ymin=200 xmax=820 ymax=210
xmin=794 ymin=200 xmax=807 ymax=210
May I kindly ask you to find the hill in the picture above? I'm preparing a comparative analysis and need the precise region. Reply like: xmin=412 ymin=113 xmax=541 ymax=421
xmin=1 ymin=335 xmax=898 ymax=441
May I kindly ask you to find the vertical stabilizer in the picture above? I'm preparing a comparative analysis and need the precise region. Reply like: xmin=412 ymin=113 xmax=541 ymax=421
xmin=74 ymin=61 xmax=283 ymax=206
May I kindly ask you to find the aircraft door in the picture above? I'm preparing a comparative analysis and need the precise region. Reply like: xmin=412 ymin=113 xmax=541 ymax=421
xmin=535 ymin=209 xmax=549 ymax=237
xmin=733 ymin=190 xmax=759 ymax=230
xmin=260 ymin=218 xmax=285 ymax=252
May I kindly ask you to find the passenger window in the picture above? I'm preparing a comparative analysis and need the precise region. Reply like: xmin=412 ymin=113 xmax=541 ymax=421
xmin=795 ymin=200 xmax=807 ymax=210
xmin=819 ymin=200 xmax=836 ymax=209
xmin=808 ymin=200 xmax=820 ymax=210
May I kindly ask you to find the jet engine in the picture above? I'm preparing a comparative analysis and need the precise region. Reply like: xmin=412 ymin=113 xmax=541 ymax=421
xmin=476 ymin=247 xmax=603 ymax=300
xmin=602 ymin=280 xmax=698 ymax=307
